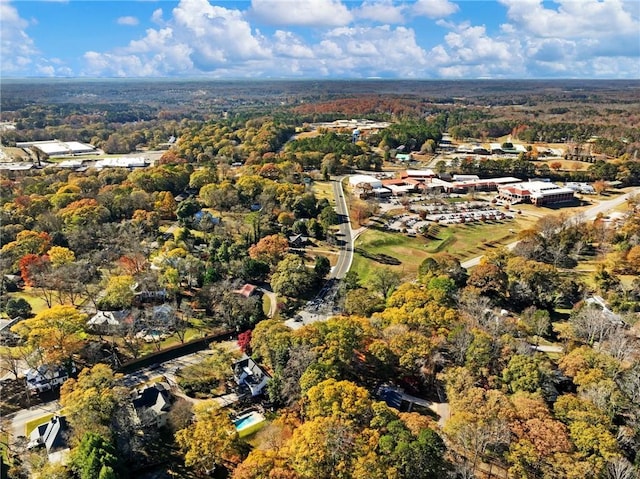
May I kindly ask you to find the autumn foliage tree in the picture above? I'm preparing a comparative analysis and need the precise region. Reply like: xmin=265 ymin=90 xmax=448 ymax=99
xmin=46 ymin=245 xmax=75 ymax=267
xmin=175 ymin=400 xmax=247 ymax=473
xmin=237 ymin=330 xmax=252 ymax=355
xmin=61 ymin=364 xmax=129 ymax=442
xmin=59 ymin=198 xmax=111 ymax=227
xmin=12 ymin=305 xmax=87 ymax=367
xmin=18 ymin=253 xmax=50 ymax=287
xmin=0 ymin=229 xmax=51 ymax=265
xmin=248 ymin=234 xmax=289 ymax=266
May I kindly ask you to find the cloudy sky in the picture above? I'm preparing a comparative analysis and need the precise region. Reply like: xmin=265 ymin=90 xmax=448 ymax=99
xmin=2 ymin=0 xmax=639 ymax=79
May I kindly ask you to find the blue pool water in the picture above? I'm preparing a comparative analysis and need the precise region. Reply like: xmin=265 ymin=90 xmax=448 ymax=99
xmin=234 ymin=412 xmax=262 ymax=430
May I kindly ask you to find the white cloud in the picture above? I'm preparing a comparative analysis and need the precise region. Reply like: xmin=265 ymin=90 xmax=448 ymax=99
xmin=413 ymin=0 xmax=459 ymax=19
xmin=173 ymin=0 xmax=269 ymax=66
xmin=499 ymin=0 xmax=639 ymax=38
xmin=84 ymin=0 xmax=271 ymax=76
xmin=354 ymin=0 xmax=405 ymax=24
xmin=1 ymin=1 xmax=38 ymax=73
xmin=319 ymin=25 xmax=428 ymax=76
xmin=425 ymin=22 xmax=526 ymax=78
xmin=273 ymin=31 xmax=315 ymax=58
xmin=151 ymin=8 xmax=163 ymax=24
xmin=249 ymin=0 xmax=352 ymax=26
xmin=78 ymin=0 xmax=640 ymax=79
xmin=117 ymin=16 xmax=139 ymax=26
xmin=496 ymin=0 xmax=640 ymax=77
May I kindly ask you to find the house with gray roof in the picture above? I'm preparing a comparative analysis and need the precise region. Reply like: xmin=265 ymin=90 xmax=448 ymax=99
xmin=27 ymin=415 xmax=70 ymax=463
xmin=132 ymin=382 xmax=172 ymax=428
xmin=233 ymin=355 xmax=270 ymax=397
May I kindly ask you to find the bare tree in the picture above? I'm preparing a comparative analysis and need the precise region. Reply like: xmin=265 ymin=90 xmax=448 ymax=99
xmin=167 ymin=398 xmax=193 ymax=433
xmin=458 ymin=291 xmax=493 ymax=329
xmin=570 ymin=305 xmax=615 ymax=345
xmin=173 ymin=302 xmax=193 ymax=344
xmin=367 ymin=267 xmax=401 ymax=299
xmin=605 ymin=457 xmax=638 ymax=479
xmin=617 ymin=362 xmax=640 ymax=406
xmin=452 ymin=419 xmax=511 ymax=474
xmin=0 ymin=346 xmax=24 ymax=380
xmin=448 ymin=325 xmax=474 ymax=366
xmin=601 ymin=327 xmax=636 ymax=362
xmin=572 ymin=239 xmax=587 ymax=259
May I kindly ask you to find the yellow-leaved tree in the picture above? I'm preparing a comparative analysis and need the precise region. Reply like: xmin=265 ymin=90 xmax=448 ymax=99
xmin=60 ymin=364 xmax=128 ymax=441
xmin=11 ymin=305 xmax=87 ymax=366
xmin=175 ymin=400 xmax=246 ymax=474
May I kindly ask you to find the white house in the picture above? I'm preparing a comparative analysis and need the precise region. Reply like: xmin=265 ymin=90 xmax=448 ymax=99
xmin=28 ymin=415 xmax=70 ymax=464
xmin=26 ymin=364 xmax=75 ymax=394
xmin=233 ymin=356 xmax=270 ymax=397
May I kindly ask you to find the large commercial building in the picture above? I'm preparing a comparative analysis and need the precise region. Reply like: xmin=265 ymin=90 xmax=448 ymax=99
xmin=498 ymin=181 xmax=575 ymax=206
xmin=17 ymin=140 xmax=96 ymax=157
xmin=349 ymin=174 xmax=391 ymax=197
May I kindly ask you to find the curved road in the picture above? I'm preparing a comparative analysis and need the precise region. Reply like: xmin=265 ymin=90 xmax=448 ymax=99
xmin=461 ymin=188 xmax=640 ymax=269
xmin=330 ymin=177 xmax=354 ymax=279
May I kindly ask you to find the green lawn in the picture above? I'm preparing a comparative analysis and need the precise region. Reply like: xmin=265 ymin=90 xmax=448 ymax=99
xmin=25 ymin=413 xmax=56 ymax=436
xmin=11 ymin=291 xmax=50 ymax=315
xmin=262 ymin=294 xmax=272 ymax=317
xmin=142 ymin=327 xmax=207 ymax=353
xmin=352 ymin=221 xmax=523 ymax=283
xmin=351 ymin=229 xmax=431 ymax=283
xmin=312 ymin=180 xmax=335 ymax=203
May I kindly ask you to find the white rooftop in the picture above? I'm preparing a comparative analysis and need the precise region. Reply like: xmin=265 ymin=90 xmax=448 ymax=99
xmin=405 ymin=169 xmax=436 ymax=177
xmin=94 ymin=157 xmax=148 ymax=169
xmin=349 ymin=174 xmax=382 ymax=187
xmin=17 ymin=140 xmax=96 ymax=156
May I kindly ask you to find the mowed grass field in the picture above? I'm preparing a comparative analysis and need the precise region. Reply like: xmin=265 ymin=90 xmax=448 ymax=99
xmin=312 ymin=180 xmax=335 ymax=202
xmin=352 ymin=217 xmax=531 ymax=284
xmin=351 ymin=230 xmax=431 ymax=283
xmin=11 ymin=291 xmax=50 ymax=315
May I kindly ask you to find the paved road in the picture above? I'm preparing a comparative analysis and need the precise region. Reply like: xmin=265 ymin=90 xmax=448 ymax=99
xmin=461 ymin=188 xmax=639 ymax=269
xmin=532 ymin=344 xmax=564 ymax=353
xmin=331 ymin=177 xmax=354 ymax=279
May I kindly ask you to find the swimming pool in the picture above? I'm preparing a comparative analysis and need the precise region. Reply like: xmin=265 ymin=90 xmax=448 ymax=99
xmin=233 ymin=411 xmax=266 ymax=437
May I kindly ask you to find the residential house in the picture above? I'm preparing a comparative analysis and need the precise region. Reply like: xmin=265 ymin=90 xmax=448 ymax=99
xmin=233 ymin=356 xmax=270 ymax=397
xmin=234 ymin=283 xmax=258 ymax=298
xmin=395 ymin=153 xmax=413 ymax=163
xmin=150 ymin=303 xmax=176 ymax=327
xmin=0 ymin=316 xmax=23 ymax=346
xmin=288 ymin=234 xmax=308 ymax=248
xmin=132 ymin=382 xmax=172 ymax=428
xmin=27 ymin=415 xmax=70 ymax=463
xmin=86 ymin=310 xmax=134 ymax=335
xmin=26 ymin=364 xmax=75 ymax=394
xmin=3 ymin=274 xmax=24 ymax=292
xmin=134 ymin=288 xmax=169 ymax=304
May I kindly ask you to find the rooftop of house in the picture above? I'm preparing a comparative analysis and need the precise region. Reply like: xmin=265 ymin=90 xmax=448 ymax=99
xmin=28 ymin=416 xmax=69 ymax=453
xmin=87 ymin=310 xmax=132 ymax=326
xmin=234 ymin=283 xmax=257 ymax=298
xmin=132 ymin=382 xmax=172 ymax=415
xmin=233 ymin=356 xmax=270 ymax=384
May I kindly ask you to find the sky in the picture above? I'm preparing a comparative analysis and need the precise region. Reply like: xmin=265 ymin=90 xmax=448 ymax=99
xmin=2 ymin=0 xmax=639 ymax=79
